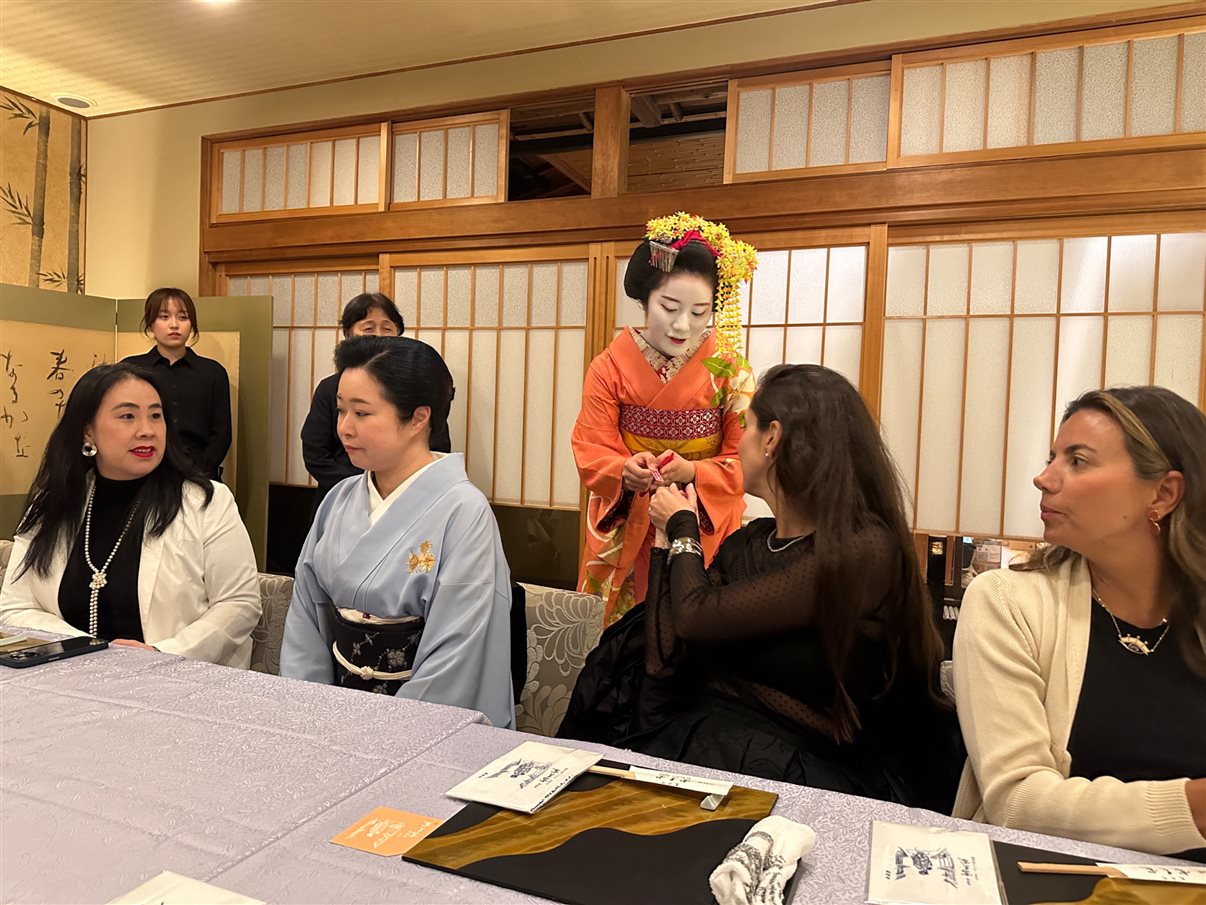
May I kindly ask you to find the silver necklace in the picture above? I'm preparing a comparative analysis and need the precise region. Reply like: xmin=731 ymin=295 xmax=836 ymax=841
xmin=1091 ymin=591 xmax=1170 ymax=656
xmin=766 ymin=532 xmax=808 ymax=553
xmin=83 ymin=482 xmax=144 ymax=637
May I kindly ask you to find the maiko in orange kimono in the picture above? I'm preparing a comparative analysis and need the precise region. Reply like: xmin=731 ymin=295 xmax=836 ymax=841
xmin=572 ymin=328 xmax=752 ymax=624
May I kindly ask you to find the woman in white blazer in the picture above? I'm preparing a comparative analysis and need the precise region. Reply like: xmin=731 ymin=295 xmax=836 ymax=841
xmin=0 ymin=362 xmax=260 ymax=668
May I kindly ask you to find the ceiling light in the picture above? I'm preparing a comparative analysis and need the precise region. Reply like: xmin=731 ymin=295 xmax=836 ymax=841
xmin=53 ymin=94 xmax=95 ymax=110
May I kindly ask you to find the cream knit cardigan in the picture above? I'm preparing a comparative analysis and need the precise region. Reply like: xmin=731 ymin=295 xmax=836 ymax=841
xmin=952 ymin=555 xmax=1206 ymax=856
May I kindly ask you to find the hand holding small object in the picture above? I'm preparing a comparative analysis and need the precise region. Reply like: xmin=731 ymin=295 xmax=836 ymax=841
xmin=622 ymin=452 xmax=660 ymax=492
xmin=649 ymin=483 xmax=698 ymax=531
xmin=655 ymin=450 xmax=695 ymax=486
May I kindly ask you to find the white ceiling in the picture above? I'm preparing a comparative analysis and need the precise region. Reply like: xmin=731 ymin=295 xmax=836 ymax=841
xmin=0 ymin=0 xmax=824 ymax=117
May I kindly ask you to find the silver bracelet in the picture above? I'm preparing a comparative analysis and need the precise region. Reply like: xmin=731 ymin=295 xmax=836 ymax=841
xmin=667 ymin=537 xmax=703 ymax=562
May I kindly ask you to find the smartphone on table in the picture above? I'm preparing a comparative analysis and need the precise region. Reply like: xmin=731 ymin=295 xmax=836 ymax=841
xmin=0 ymin=636 xmax=109 ymax=668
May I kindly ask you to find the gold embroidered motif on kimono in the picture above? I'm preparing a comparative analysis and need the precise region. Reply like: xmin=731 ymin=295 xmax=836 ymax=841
xmin=408 ymin=541 xmax=435 ymax=574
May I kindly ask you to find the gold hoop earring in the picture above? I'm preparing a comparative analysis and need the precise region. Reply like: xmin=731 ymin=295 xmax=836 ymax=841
xmin=1148 ymin=510 xmax=1162 ymax=537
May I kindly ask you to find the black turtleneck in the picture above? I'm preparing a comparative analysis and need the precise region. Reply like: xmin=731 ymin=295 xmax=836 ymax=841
xmin=58 ymin=473 xmax=149 ymax=642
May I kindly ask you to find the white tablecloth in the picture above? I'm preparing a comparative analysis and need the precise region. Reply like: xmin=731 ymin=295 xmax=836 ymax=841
xmin=0 ymin=642 xmax=1189 ymax=904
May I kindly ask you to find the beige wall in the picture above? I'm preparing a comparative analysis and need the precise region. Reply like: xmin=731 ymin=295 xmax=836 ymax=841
xmin=85 ymin=0 xmax=1176 ymax=298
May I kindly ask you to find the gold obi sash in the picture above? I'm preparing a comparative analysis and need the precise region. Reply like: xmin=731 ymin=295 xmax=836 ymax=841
xmin=618 ymin=404 xmax=723 ymax=461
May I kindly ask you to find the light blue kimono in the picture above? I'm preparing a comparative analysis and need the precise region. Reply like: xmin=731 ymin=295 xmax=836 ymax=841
xmin=280 ymin=454 xmax=515 ymax=729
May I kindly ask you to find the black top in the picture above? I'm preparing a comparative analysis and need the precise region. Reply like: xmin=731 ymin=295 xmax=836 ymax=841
xmin=59 ymin=474 xmax=148 ymax=642
xmin=301 ymin=371 xmax=453 ymax=504
xmin=122 ymin=347 xmax=231 ymax=478
xmin=1068 ymin=601 xmax=1206 ymax=782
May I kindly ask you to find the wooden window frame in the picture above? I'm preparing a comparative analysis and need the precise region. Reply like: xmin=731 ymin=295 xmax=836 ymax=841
xmin=388 ymin=110 xmax=509 ymax=212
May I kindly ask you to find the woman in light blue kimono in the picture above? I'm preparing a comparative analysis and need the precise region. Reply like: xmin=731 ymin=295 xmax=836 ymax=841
xmin=280 ymin=336 xmax=515 ymax=728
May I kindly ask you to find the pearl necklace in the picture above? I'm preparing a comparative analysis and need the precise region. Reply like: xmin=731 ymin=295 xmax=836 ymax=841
xmin=1091 ymin=590 xmax=1170 ymax=656
xmin=83 ymin=482 xmax=144 ymax=638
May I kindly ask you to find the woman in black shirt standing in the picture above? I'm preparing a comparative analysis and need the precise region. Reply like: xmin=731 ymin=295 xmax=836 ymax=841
xmin=123 ymin=288 xmax=231 ymax=480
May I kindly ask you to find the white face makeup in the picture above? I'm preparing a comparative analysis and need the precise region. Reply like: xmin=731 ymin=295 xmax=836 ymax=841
xmin=642 ymin=272 xmax=714 ymax=359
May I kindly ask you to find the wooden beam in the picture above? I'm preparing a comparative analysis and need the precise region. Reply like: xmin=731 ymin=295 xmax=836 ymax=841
xmin=203 ymin=148 xmax=1206 ymax=256
xmin=630 ymin=94 xmax=664 ymax=128
xmin=591 ymin=85 xmax=630 ymax=199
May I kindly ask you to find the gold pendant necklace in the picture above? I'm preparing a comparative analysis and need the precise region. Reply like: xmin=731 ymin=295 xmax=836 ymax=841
xmin=1091 ymin=591 xmax=1170 ymax=656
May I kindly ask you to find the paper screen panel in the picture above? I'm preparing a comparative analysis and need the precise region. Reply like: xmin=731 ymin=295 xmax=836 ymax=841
xmin=446 ymin=267 xmax=472 ymax=327
xmin=809 ymin=80 xmax=849 ymax=167
xmin=493 ymin=331 xmax=526 ymax=503
xmin=785 ymin=326 xmax=823 ymax=365
xmin=1014 ymin=240 xmax=1060 ymax=313
xmin=1156 ymin=232 xmax=1206 ymax=310
xmin=1033 ymin=48 xmax=1079 ymax=145
xmin=747 ymin=327 xmax=785 ymax=379
xmin=332 ymin=138 xmax=356 ymax=206
xmin=1153 ymin=314 xmax=1203 ymax=403
xmin=880 ymin=319 xmax=924 ymax=521
xmin=288 ymin=330 xmax=313 ymax=484
xmin=614 ymin=260 xmax=643 ymax=330
xmin=446 ymin=127 xmax=473 ymax=200
xmin=393 ymin=132 xmax=419 ymax=203
xmin=314 ymin=273 xmax=340 ymax=327
xmin=473 ymin=123 xmax=500 ymax=198
xmin=530 ymin=264 xmax=559 ymax=327
xmin=849 ymin=74 xmax=890 ymax=163
xmin=502 ymin=265 xmax=529 ymax=326
xmin=523 ymin=330 xmax=556 ymax=505
xmin=886 ymin=246 xmax=927 ymax=317
xmin=419 ymin=131 xmax=446 ymax=201
xmin=467 ymin=330 xmax=498 ymax=494
xmin=827 ymin=246 xmax=867 ymax=322
xmin=394 ymin=268 xmax=418 ymax=326
xmin=443 ymin=329 xmax=470 ymax=453
xmin=1130 ymin=36 xmax=1178 ymax=137
xmin=270 ymin=329 xmax=289 ymax=483
xmin=312 ymin=328 xmax=338 ymax=385
xmin=357 ymin=136 xmax=378 ymax=205
xmin=242 ymin=149 xmax=263 ymax=212
xmin=1182 ymin=32 xmax=1206 ymax=132
xmin=220 ymin=150 xmax=241 ymax=214
xmin=552 ymin=329 xmax=586 ymax=508
xmin=735 ymin=89 xmax=772 ymax=173
xmin=1054 ymin=315 xmax=1104 ymax=412
xmin=959 ymin=318 xmax=1011 ymax=535
xmin=969 ymin=242 xmax=1013 ymax=315
xmin=901 ymin=65 xmax=942 ymax=156
xmin=309 ymin=141 xmax=332 ymax=207
xmin=926 ymin=244 xmax=969 ymax=316
xmin=264 ymin=146 xmax=286 ymax=210
xmin=787 ymin=248 xmax=827 ymax=322
xmin=1080 ymin=42 xmax=1127 ymax=141
xmin=751 ymin=251 xmax=789 ymax=325
xmin=1104 ymin=315 xmax=1153 ymax=385
xmin=943 ymin=60 xmax=987 ymax=152
xmin=560 ymin=263 xmax=588 ymax=326
xmin=365 ymin=271 xmax=378 ymax=294
xmin=1003 ymin=318 xmax=1056 ymax=538
xmin=1060 ymin=237 xmax=1109 ymax=313
xmin=1107 ymin=234 xmax=1157 ymax=312
xmin=821 ymin=324 xmax=862 ymax=387
xmin=987 ymin=54 xmax=1032 ymax=148
xmin=771 ymin=85 xmax=809 ymax=170
xmin=286 ymin=144 xmax=308 ymax=208
xmin=474 ymin=265 xmax=500 ymax=328
xmin=420 ymin=269 xmax=445 ymax=328
xmin=341 ymin=271 xmax=368 ymax=303
xmin=915 ymin=319 xmax=965 ymax=530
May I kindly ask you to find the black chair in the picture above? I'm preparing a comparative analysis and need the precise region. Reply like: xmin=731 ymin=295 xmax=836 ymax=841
xmin=509 ymin=582 xmax=527 ymax=703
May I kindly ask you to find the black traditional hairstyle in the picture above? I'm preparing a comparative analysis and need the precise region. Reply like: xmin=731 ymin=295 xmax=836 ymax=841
xmin=622 ymin=239 xmax=719 ymax=309
xmin=340 ymin=292 xmax=405 ymax=337
xmin=334 ymin=336 xmax=453 ymax=439
xmin=15 ymin=363 xmax=213 ymax=579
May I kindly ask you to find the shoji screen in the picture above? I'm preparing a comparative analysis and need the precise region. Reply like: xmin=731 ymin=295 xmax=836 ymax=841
xmin=881 ymin=230 xmax=1205 ymax=539
xmin=390 ymin=112 xmax=508 ymax=207
xmin=226 ymin=268 xmax=379 ymax=486
xmin=390 ymin=252 xmax=588 ymax=509
xmin=214 ymin=126 xmax=383 ymax=220
xmin=897 ymin=21 xmax=1206 ymax=162
xmin=616 ymin=237 xmax=871 ymax=519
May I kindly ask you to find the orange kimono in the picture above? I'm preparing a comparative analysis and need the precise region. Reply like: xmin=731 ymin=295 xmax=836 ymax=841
xmin=572 ymin=328 xmax=753 ymax=625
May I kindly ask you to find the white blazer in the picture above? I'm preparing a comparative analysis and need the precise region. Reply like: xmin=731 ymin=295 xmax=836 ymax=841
xmin=0 ymin=480 xmax=261 ymax=668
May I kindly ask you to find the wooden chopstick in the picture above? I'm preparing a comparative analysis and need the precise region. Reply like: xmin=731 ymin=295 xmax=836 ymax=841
xmin=1017 ymin=863 xmax=1123 ymax=878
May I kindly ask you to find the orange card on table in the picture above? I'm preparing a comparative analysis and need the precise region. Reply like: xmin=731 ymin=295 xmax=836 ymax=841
xmin=330 ymin=807 xmax=442 ymax=857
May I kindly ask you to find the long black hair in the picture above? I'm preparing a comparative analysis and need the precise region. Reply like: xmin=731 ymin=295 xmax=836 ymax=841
xmin=15 ymin=363 xmax=213 ymax=579
xmin=623 ymin=239 xmax=719 ymax=309
xmin=334 ymin=336 xmax=453 ymax=439
xmin=750 ymin=364 xmax=947 ymax=742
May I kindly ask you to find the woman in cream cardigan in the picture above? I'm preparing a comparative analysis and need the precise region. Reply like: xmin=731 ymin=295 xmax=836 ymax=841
xmin=953 ymin=386 xmax=1205 ymax=858
xmin=0 ymin=363 xmax=260 ymax=667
